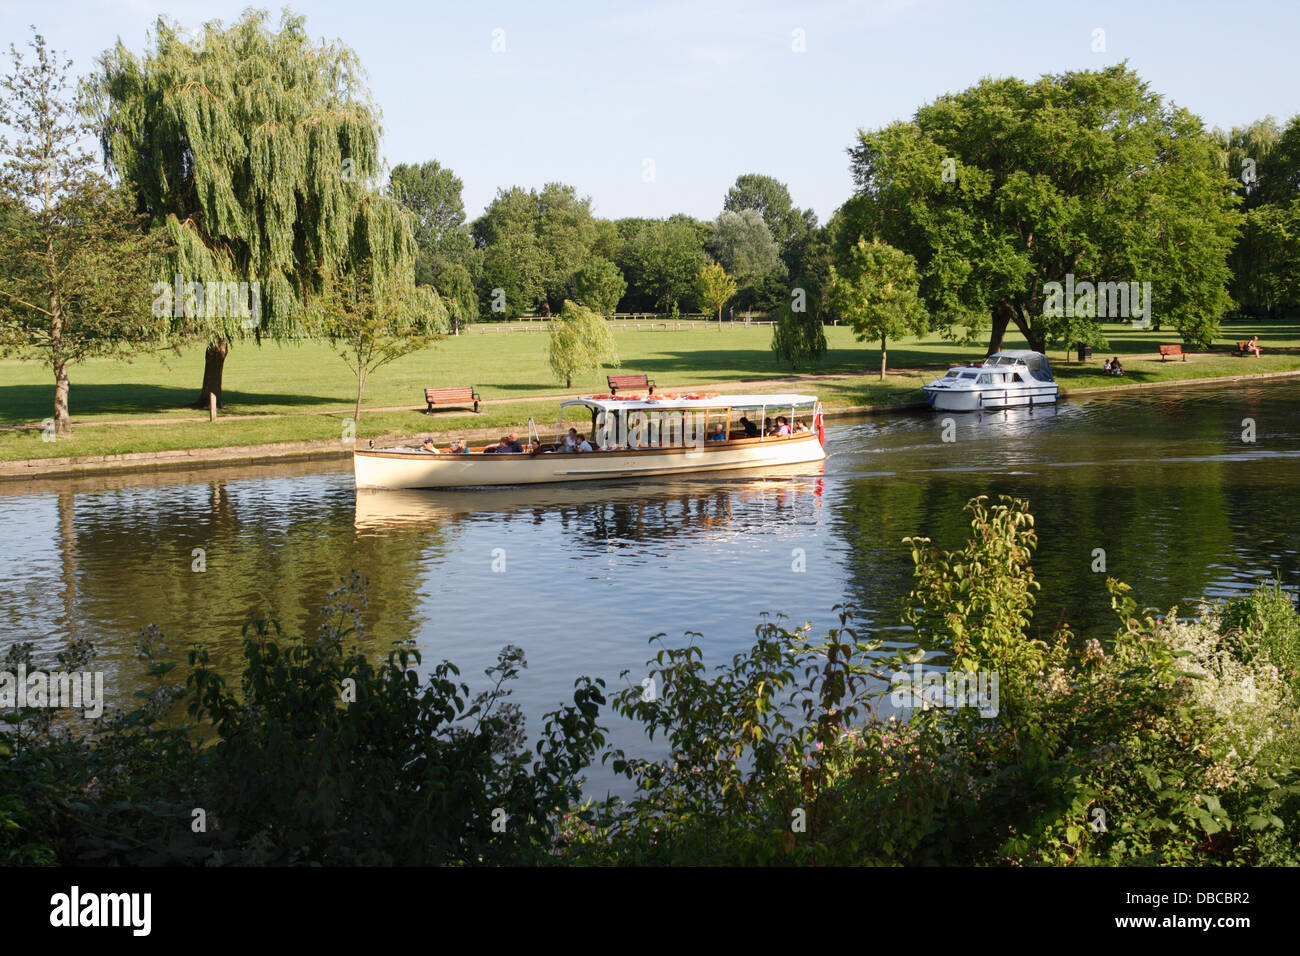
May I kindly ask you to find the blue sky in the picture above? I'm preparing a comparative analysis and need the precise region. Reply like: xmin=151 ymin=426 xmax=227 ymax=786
xmin=5 ymin=0 xmax=1299 ymax=224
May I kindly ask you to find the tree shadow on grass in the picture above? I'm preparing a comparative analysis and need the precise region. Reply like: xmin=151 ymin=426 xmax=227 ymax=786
xmin=0 ymin=383 xmax=342 ymax=425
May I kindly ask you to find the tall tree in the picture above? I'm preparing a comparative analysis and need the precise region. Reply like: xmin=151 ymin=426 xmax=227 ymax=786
xmin=695 ymin=261 xmax=737 ymax=327
xmin=723 ymin=172 xmax=816 ymax=263
xmin=472 ymin=183 xmax=596 ymax=317
xmin=548 ymin=300 xmax=619 ymax=388
xmin=390 ymin=160 xmax=479 ymax=330
xmin=570 ymin=255 xmax=626 ymax=316
xmin=826 ymin=239 xmax=928 ymax=380
xmin=843 ymin=65 xmax=1240 ymax=352
xmin=1223 ymin=115 xmax=1300 ymax=317
xmin=620 ymin=218 xmax=707 ymax=314
xmin=0 ymin=31 xmax=165 ymax=435
xmin=86 ymin=10 xmax=416 ymax=407
xmin=315 ymin=252 xmax=447 ymax=423
xmin=707 ymin=209 xmax=783 ymax=279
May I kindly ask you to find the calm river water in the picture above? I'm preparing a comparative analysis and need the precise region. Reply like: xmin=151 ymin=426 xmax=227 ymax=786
xmin=3 ymin=376 xmax=1298 ymax=792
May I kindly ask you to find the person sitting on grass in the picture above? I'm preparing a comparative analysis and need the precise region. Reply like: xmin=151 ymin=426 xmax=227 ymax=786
xmin=1110 ymin=357 xmax=1124 ymax=376
xmin=1102 ymin=358 xmax=1113 ymax=374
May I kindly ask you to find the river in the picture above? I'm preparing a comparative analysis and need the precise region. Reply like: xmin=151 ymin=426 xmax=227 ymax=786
xmin=3 ymin=376 xmax=1298 ymax=793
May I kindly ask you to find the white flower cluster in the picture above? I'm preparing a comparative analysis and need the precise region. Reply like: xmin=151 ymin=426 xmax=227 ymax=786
xmin=1154 ymin=605 xmax=1295 ymax=788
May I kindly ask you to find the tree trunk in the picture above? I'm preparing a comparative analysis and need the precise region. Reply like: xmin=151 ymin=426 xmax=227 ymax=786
xmin=880 ymin=333 xmax=888 ymax=381
xmin=194 ymin=339 xmax=229 ymax=409
xmin=718 ymin=305 xmax=722 ymax=329
xmin=53 ymin=357 xmax=71 ymax=437
xmin=50 ymin=278 xmax=71 ymax=436
xmin=1009 ymin=307 xmax=1046 ymax=353
xmin=987 ymin=303 xmax=1013 ymax=355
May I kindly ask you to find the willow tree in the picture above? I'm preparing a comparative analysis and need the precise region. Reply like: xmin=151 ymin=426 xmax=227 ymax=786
xmin=548 ymin=300 xmax=619 ymax=388
xmin=84 ymin=10 xmax=415 ymax=407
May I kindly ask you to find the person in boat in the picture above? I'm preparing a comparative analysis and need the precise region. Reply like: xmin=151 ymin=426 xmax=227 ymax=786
xmin=421 ymin=438 xmax=441 ymax=454
xmin=528 ymin=439 xmax=545 ymax=457
xmin=774 ymin=416 xmax=791 ymax=436
xmin=708 ymin=423 xmax=727 ymax=442
xmin=739 ymin=416 xmax=760 ymax=437
xmin=505 ymin=432 xmax=523 ymax=453
xmin=563 ymin=427 xmax=579 ymax=452
xmin=793 ymin=419 xmax=810 ymax=434
xmin=449 ymin=439 xmax=468 ymax=454
xmin=574 ymin=433 xmax=593 ymax=453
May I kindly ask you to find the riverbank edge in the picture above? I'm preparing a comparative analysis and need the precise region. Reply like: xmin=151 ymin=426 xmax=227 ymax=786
xmin=5 ymin=366 xmax=1299 ymax=482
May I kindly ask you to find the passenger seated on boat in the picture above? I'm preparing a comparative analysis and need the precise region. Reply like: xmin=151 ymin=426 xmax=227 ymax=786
xmin=421 ymin=438 xmax=441 ymax=454
xmin=574 ymin=433 xmax=593 ymax=453
xmin=528 ymin=440 xmax=545 ymax=457
xmin=449 ymin=439 xmax=469 ymax=454
xmin=563 ymin=428 xmax=579 ymax=452
xmin=505 ymin=432 xmax=524 ymax=453
xmin=708 ymin=424 xmax=727 ymax=441
xmin=739 ymin=416 xmax=760 ymax=437
xmin=793 ymin=419 xmax=810 ymax=433
xmin=774 ymin=416 xmax=791 ymax=436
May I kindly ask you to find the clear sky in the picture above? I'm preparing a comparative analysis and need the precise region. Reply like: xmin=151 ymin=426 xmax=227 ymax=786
xmin=5 ymin=0 xmax=1298 ymax=224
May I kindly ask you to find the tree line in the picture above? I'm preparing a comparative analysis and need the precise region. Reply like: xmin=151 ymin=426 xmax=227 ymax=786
xmin=2 ymin=9 xmax=1297 ymax=433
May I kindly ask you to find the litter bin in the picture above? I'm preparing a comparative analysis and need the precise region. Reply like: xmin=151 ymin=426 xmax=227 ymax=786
xmin=1076 ymin=343 xmax=1093 ymax=362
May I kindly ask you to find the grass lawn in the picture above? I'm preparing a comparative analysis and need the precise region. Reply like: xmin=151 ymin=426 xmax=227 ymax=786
xmin=3 ymin=317 xmax=1298 ymax=462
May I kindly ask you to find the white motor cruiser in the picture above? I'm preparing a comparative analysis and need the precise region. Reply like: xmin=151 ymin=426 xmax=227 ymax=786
xmin=923 ymin=350 xmax=1059 ymax=412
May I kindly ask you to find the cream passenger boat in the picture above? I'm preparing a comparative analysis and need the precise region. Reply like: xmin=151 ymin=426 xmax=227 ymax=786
xmin=353 ymin=392 xmax=826 ymax=489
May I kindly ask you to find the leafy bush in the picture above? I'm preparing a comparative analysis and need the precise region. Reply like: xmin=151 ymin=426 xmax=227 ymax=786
xmin=0 ymin=574 xmax=607 ymax=865
xmin=5 ymin=499 xmax=1299 ymax=866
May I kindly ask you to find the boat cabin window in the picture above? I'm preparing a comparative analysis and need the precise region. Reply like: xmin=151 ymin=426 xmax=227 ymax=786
xmin=959 ymin=371 xmax=977 ymax=379
xmin=976 ymin=373 xmax=993 ymax=384
xmin=943 ymin=369 xmax=960 ymax=379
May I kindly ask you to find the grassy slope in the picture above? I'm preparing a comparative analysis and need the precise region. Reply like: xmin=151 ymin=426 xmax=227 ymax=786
xmin=3 ymin=319 xmax=1298 ymax=461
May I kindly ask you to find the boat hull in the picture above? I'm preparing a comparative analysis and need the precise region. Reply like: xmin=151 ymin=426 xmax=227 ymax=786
xmin=923 ymin=384 xmax=1058 ymax=412
xmin=353 ymin=433 xmax=827 ymax=489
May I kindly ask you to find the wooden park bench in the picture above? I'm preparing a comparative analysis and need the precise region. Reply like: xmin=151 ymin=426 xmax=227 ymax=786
xmin=1234 ymin=340 xmax=1262 ymax=356
xmin=1158 ymin=344 xmax=1186 ymax=362
xmin=424 ymin=386 xmax=480 ymax=414
xmin=607 ymin=373 xmax=656 ymax=395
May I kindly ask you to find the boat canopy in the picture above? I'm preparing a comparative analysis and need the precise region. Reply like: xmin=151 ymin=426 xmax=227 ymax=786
xmin=561 ymin=393 xmax=820 ymax=412
xmin=984 ymin=350 xmax=1054 ymax=382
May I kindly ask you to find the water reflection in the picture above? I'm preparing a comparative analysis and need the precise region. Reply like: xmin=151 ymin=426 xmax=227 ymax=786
xmin=2 ymin=377 xmax=1299 ymax=786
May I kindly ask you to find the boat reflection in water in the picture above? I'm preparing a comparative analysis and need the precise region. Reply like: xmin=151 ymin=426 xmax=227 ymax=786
xmin=354 ymin=460 xmax=827 ymax=542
